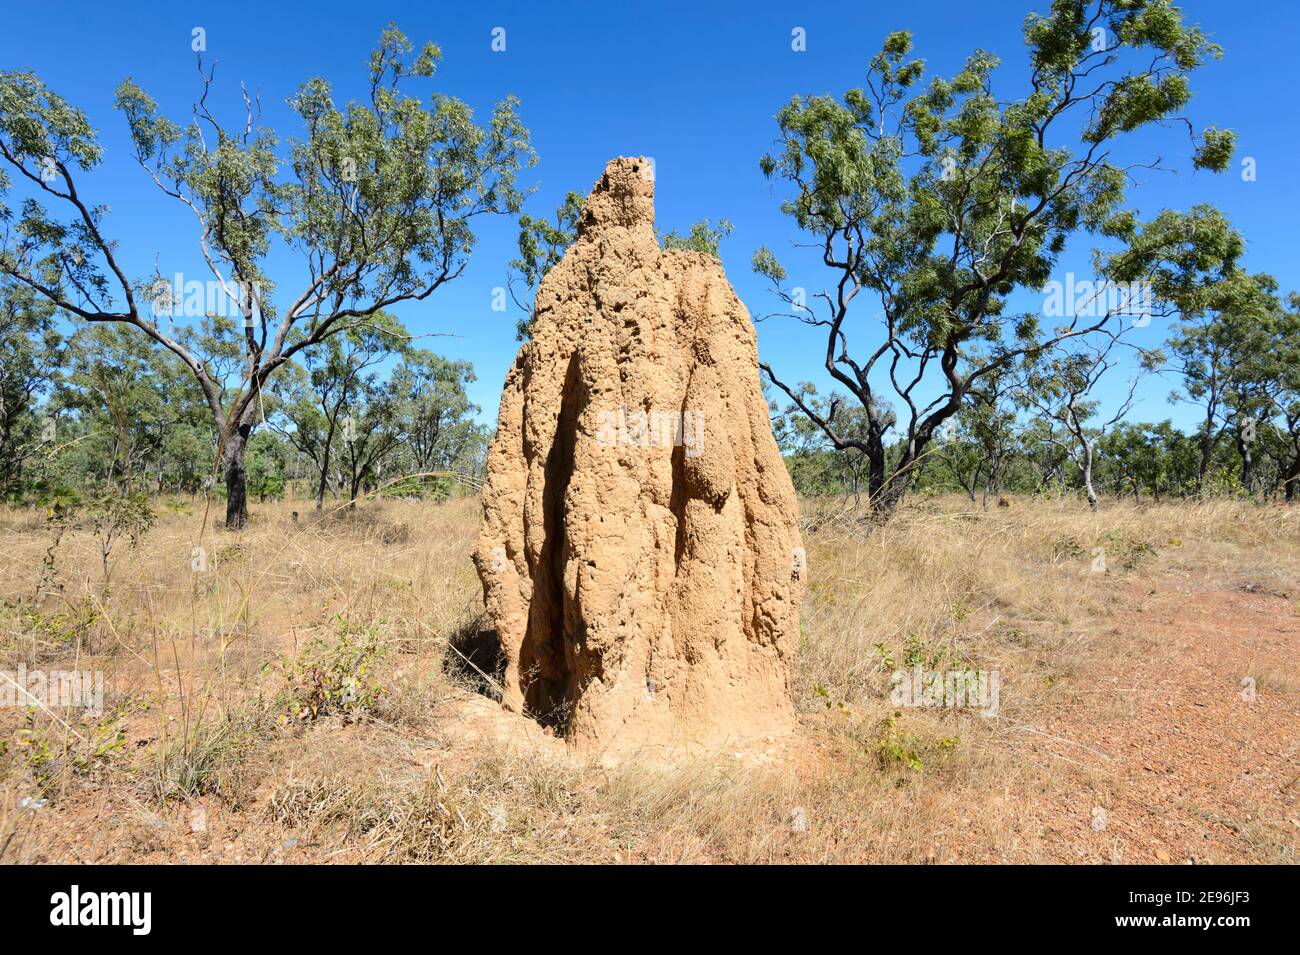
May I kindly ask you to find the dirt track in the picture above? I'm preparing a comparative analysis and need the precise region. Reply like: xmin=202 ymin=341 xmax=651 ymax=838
xmin=1013 ymin=574 xmax=1298 ymax=863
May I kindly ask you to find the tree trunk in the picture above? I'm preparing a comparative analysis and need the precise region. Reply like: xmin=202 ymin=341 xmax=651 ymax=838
xmin=873 ymin=472 xmax=911 ymax=521
xmin=962 ymin=464 xmax=980 ymax=504
xmin=1283 ymin=448 xmax=1299 ymax=502
xmin=1196 ymin=440 xmax=1212 ymax=494
xmin=223 ymin=423 xmax=252 ymax=530
xmin=315 ymin=449 xmax=330 ymax=512
xmin=1082 ymin=445 xmax=1098 ymax=510
xmin=315 ymin=422 xmax=339 ymax=512
xmin=1238 ymin=436 xmax=1254 ymax=494
xmin=865 ymin=432 xmax=887 ymax=511
xmin=1196 ymin=412 xmax=1217 ymax=495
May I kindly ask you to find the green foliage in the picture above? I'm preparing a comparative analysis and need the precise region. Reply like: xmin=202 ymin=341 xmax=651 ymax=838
xmin=283 ymin=619 xmax=387 ymax=723
xmin=661 ymin=217 xmax=733 ymax=257
xmin=3 ymin=292 xmax=486 ymax=509
xmin=751 ymin=246 xmax=787 ymax=283
xmin=1165 ymin=271 xmax=1298 ymax=493
xmin=1099 ymin=529 xmax=1158 ymax=570
xmin=1200 ymin=465 xmax=1250 ymax=499
xmin=871 ymin=713 xmax=959 ymax=774
xmin=0 ymin=23 xmax=534 ymax=527
xmin=0 ymin=280 xmax=62 ymax=494
xmin=84 ymin=490 xmax=154 ymax=537
xmin=390 ymin=349 xmax=482 ymax=476
xmin=246 ymin=431 xmax=289 ymax=502
xmin=83 ymin=490 xmax=155 ymax=579
xmin=1193 ymin=126 xmax=1237 ymax=173
xmin=1 ymin=594 xmax=98 ymax=655
xmin=811 ymin=683 xmax=851 ymax=713
xmin=509 ymin=191 xmax=582 ymax=340
xmin=771 ymin=385 xmax=879 ymax=500
xmin=16 ymin=708 xmax=128 ymax=793
xmin=271 ymin=312 xmax=412 ymax=505
xmin=756 ymin=0 xmax=1240 ymax=518
xmin=52 ymin=323 xmax=208 ymax=493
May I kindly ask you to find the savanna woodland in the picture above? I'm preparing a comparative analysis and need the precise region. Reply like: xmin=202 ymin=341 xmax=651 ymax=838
xmin=0 ymin=1 xmax=1295 ymax=874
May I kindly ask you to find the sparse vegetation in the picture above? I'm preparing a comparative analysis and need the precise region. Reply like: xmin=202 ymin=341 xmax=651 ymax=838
xmin=0 ymin=493 xmax=1293 ymax=863
xmin=0 ymin=0 xmax=1294 ymax=872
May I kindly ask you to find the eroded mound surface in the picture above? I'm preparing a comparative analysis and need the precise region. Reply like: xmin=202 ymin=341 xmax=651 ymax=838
xmin=475 ymin=157 xmax=805 ymax=757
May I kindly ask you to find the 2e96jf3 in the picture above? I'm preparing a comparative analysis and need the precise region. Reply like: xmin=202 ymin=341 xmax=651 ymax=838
xmin=1194 ymin=892 xmax=1250 ymax=906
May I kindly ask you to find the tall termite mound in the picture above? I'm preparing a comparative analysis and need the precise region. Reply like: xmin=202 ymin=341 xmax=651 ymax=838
xmin=474 ymin=157 xmax=805 ymax=757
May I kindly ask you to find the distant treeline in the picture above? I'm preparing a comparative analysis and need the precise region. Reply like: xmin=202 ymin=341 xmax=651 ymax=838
xmin=778 ymin=418 xmax=1293 ymax=507
xmin=2 ymin=304 xmax=488 ymax=511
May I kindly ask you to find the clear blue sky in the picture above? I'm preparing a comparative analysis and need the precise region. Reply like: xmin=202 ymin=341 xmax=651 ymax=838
xmin=4 ymin=0 xmax=1298 ymax=432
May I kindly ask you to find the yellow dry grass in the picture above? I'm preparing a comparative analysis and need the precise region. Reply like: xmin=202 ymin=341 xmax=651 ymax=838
xmin=0 ymin=492 xmax=1295 ymax=863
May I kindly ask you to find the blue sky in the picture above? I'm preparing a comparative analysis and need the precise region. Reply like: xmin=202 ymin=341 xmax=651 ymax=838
xmin=4 ymin=0 xmax=1298 ymax=433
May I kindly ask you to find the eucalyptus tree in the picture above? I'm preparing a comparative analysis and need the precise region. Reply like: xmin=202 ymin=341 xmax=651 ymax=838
xmin=1215 ymin=281 xmax=1291 ymax=494
xmin=1096 ymin=420 xmax=1188 ymax=500
xmin=269 ymin=312 xmax=407 ymax=510
xmin=769 ymin=385 xmax=878 ymax=502
xmin=0 ymin=279 xmax=62 ymax=492
xmin=508 ymin=191 xmax=582 ymax=340
xmin=0 ymin=24 xmax=534 ymax=527
xmin=56 ymin=322 xmax=201 ymax=492
xmin=1020 ymin=418 xmax=1074 ymax=493
xmin=1165 ymin=271 xmax=1279 ymax=492
xmin=1269 ymin=294 xmax=1300 ymax=500
xmin=936 ymin=426 xmax=986 ymax=503
xmin=944 ymin=360 xmax=1020 ymax=508
xmin=1166 ymin=272 xmax=1292 ymax=494
xmin=1018 ymin=329 xmax=1157 ymax=508
xmin=389 ymin=349 xmax=479 ymax=475
xmin=337 ymin=373 xmax=406 ymax=505
xmin=753 ymin=0 xmax=1240 ymax=519
xmin=661 ymin=218 xmax=733 ymax=256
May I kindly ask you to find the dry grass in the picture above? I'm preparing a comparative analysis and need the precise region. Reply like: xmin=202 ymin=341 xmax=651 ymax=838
xmin=0 ymin=491 xmax=1295 ymax=863
xmin=797 ymin=493 xmax=1294 ymax=712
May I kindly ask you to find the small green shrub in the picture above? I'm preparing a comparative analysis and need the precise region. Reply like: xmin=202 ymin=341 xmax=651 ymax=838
xmin=282 ymin=618 xmax=386 ymax=723
xmin=871 ymin=713 xmax=959 ymax=775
